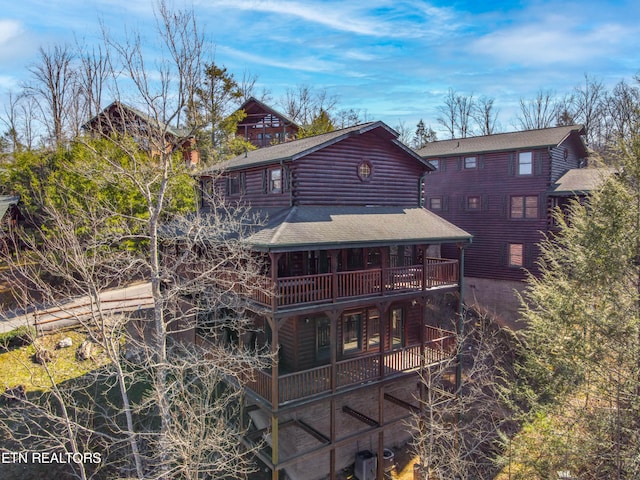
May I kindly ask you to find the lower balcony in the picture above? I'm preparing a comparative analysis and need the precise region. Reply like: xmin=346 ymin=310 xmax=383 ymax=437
xmin=250 ymin=258 xmax=459 ymax=309
xmin=244 ymin=326 xmax=457 ymax=407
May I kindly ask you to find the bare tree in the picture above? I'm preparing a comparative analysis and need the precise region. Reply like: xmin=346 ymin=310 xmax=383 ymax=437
xmin=472 ymin=96 xmax=499 ymax=135
xmin=24 ymin=44 xmax=76 ymax=148
xmin=75 ymin=43 xmax=111 ymax=126
xmin=1 ymin=3 xmax=271 ymax=479
xmin=1 ymin=92 xmax=23 ymax=153
xmin=335 ymin=107 xmax=367 ymax=128
xmin=437 ymin=88 xmax=475 ymax=139
xmin=394 ymin=120 xmax=413 ymax=146
xmin=237 ymin=69 xmax=272 ymax=104
xmin=602 ymin=79 xmax=640 ymax=144
xmin=278 ymin=84 xmax=339 ymax=128
xmin=573 ymin=74 xmax=607 ymax=150
xmin=412 ymin=315 xmax=515 ymax=480
xmin=437 ymin=88 xmax=458 ymax=139
xmin=515 ymin=89 xmax=561 ymax=130
xmin=455 ymin=93 xmax=475 ymax=138
xmin=0 ymin=92 xmax=39 ymax=152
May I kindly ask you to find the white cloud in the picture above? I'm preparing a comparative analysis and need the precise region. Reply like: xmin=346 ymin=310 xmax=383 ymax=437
xmin=469 ymin=12 xmax=636 ymax=67
xmin=202 ymin=0 xmax=457 ymax=39
xmin=217 ymin=44 xmax=343 ymax=74
xmin=0 ymin=19 xmax=23 ymax=45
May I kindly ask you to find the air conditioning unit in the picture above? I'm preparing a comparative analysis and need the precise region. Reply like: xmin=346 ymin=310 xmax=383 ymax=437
xmin=354 ymin=450 xmax=377 ymax=480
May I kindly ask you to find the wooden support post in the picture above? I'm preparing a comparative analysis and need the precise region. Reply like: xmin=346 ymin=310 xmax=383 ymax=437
xmin=456 ymin=243 xmax=466 ymax=393
xmin=270 ymin=316 xmax=279 ymax=478
xmin=380 ymin=246 xmax=388 ymax=296
xmin=269 ymin=252 xmax=281 ymax=312
xmin=377 ymin=385 xmax=384 ymax=480
xmin=330 ymin=397 xmax=336 ymax=480
xmin=329 ymin=310 xmax=339 ymax=392
xmin=330 ymin=250 xmax=339 ymax=302
xmin=422 ymin=244 xmax=429 ymax=290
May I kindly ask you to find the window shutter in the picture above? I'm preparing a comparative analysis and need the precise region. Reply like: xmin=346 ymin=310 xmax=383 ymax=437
xmin=501 ymin=195 xmax=508 ymax=217
xmin=458 ymin=196 xmax=465 ymax=211
xmin=525 ymin=244 xmax=533 ymax=267
xmin=262 ymin=169 xmax=267 ymax=194
xmin=456 ymin=157 xmax=462 ymax=170
xmin=283 ymin=166 xmax=290 ymax=192
xmin=500 ymin=243 xmax=506 ymax=266
xmin=441 ymin=159 xmax=447 ymax=172
xmin=535 ymin=151 xmax=543 ymax=175
xmin=241 ymin=172 xmax=246 ymax=194
xmin=479 ymin=154 xmax=485 ymax=169
xmin=482 ymin=194 xmax=489 ymax=211
xmin=508 ymin=153 xmax=515 ymax=175
xmin=443 ymin=195 xmax=449 ymax=212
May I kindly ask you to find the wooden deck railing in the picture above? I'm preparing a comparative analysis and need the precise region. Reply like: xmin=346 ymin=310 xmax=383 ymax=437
xmin=248 ymin=258 xmax=459 ymax=308
xmin=243 ymin=326 xmax=457 ymax=406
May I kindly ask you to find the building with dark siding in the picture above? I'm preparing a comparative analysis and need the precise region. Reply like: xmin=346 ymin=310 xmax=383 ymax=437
xmin=418 ymin=125 xmax=593 ymax=323
xmin=194 ymin=121 xmax=471 ymax=480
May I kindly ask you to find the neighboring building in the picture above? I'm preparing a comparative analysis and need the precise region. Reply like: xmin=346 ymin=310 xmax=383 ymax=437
xmin=548 ymin=166 xmax=616 ymax=211
xmin=196 ymin=122 xmax=471 ymax=480
xmin=234 ymin=97 xmax=299 ymax=148
xmin=418 ymin=125 xmax=595 ymax=323
xmin=0 ymin=195 xmax=21 ymax=251
xmin=83 ymin=101 xmax=199 ymax=167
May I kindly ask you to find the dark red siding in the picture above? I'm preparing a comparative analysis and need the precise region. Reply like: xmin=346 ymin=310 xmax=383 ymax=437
xmin=209 ymin=131 xmax=427 ymax=209
xmin=424 ymin=148 xmax=553 ymax=281
xmin=291 ymin=132 xmax=424 ymax=206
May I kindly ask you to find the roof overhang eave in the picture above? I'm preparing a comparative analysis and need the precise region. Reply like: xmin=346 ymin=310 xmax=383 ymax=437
xmin=248 ymin=235 xmax=473 ymax=253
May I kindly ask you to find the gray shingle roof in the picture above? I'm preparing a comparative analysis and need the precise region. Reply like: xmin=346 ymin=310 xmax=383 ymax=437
xmin=417 ymin=125 xmax=586 ymax=158
xmin=548 ymin=167 xmax=615 ymax=196
xmin=203 ymin=121 xmax=428 ymax=172
xmin=0 ymin=195 xmax=19 ymax=221
xmin=244 ymin=206 xmax=472 ymax=251
xmin=84 ymin=101 xmax=187 ymax=138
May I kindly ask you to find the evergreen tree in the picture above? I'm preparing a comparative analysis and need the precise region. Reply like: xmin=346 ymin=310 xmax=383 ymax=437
xmin=296 ymin=108 xmax=335 ymax=138
xmin=514 ymin=140 xmax=640 ymax=477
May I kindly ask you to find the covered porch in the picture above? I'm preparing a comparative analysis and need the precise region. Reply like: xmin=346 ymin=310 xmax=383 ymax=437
xmin=244 ymin=325 xmax=456 ymax=407
xmin=250 ymin=257 xmax=459 ymax=309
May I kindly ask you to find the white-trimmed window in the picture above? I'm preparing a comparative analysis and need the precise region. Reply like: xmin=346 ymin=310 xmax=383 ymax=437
xmin=467 ymin=196 xmax=481 ymax=210
xmin=268 ymin=168 xmax=282 ymax=193
xmin=509 ymin=243 xmax=524 ymax=267
xmin=510 ymin=195 xmax=538 ymax=218
xmin=227 ymin=173 xmax=242 ymax=195
xmin=464 ymin=156 xmax=477 ymax=169
xmin=429 ymin=197 xmax=442 ymax=210
xmin=518 ymin=152 xmax=533 ymax=175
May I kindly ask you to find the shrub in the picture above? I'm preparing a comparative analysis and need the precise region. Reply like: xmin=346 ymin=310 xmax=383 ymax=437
xmin=0 ymin=326 xmax=35 ymax=352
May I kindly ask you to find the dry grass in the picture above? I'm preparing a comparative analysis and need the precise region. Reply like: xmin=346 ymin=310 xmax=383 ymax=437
xmin=0 ymin=329 xmax=110 ymax=392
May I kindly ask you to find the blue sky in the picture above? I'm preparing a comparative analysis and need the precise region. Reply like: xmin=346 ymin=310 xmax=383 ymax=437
xmin=1 ymin=0 xmax=639 ymax=136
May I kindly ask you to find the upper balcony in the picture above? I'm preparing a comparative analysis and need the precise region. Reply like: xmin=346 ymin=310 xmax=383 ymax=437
xmin=250 ymin=257 xmax=459 ymax=310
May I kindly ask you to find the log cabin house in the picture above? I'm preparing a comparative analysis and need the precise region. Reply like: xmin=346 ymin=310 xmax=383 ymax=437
xmin=195 ymin=122 xmax=471 ymax=480
xmin=234 ymin=97 xmax=299 ymax=148
xmin=417 ymin=125 xmax=602 ymax=323
xmin=83 ymin=101 xmax=199 ymax=167
xmin=0 ymin=195 xmax=21 ymax=251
